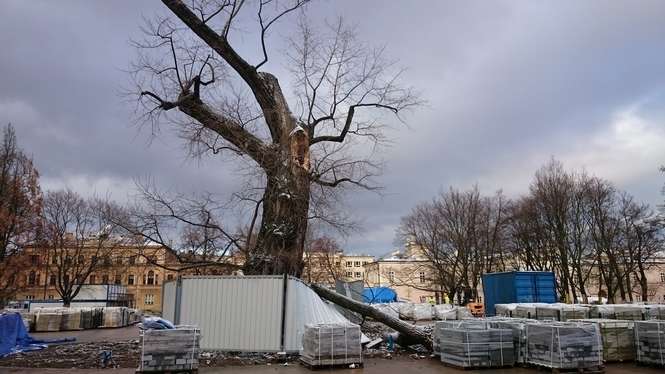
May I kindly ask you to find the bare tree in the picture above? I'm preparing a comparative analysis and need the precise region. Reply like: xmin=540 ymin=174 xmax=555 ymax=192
xmin=0 ymin=124 xmax=42 ymax=306
xmin=130 ymin=0 xmax=418 ymax=277
xmin=40 ymin=190 xmax=128 ymax=307
xmin=302 ymin=235 xmax=343 ymax=285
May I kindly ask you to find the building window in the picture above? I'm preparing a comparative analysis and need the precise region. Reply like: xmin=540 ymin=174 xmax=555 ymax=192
xmin=419 ymin=271 xmax=426 ymax=283
xmin=103 ymin=256 xmax=111 ymax=266
xmin=146 ymin=271 xmax=155 ymax=285
xmin=48 ymin=295 xmax=54 ymax=300
xmin=49 ymin=274 xmax=56 ymax=286
xmin=144 ymin=294 xmax=154 ymax=305
xmin=64 ymin=256 xmax=72 ymax=265
xmin=335 ymin=261 xmax=341 ymax=267
xmin=28 ymin=271 xmax=36 ymax=286
xmin=89 ymin=274 xmax=96 ymax=284
xmin=166 ymin=274 xmax=174 ymax=282
xmin=354 ymin=272 xmax=361 ymax=278
xmin=78 ymin=255 xmax=85 ymax=264
xmin=346 ymin=261 xmax=352 ymax=268
xmin=30 ymin=255 xmax=39 ymax=265
xmin=388 ymin=271 xmax=395 ymax=282
xmin=128 ymin=274 xmax=135 ymax=285
xmin=101 ymin=274 xmax=109 ymax=284
xmin=354 ymin=261 xmax=361 ymax=267
xmin=661 ymin=272 xmax=665 ymax=283
xmin=116 ymin=257 xmax=123 ymax=265
xmin=346 ymin=271 xmax=352 ymax=277
xmin=91 ymin=255 xmax=97 ymax=265
xmin=114 ymin=274 xmax=122 ymax=285
xmin=52 ymin=257 xmax=57 ymax=265
xmin=129 ymin=256 xmax=136 ymax=265
xmin=362 ymin=261 xmax=368 ymax=266
xmin=25 ymin=295 xmax=34 ymax=300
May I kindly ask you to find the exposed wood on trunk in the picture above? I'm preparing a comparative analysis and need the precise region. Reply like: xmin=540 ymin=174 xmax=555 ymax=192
xmin=310 ymin=283 xmax=432 ymax=350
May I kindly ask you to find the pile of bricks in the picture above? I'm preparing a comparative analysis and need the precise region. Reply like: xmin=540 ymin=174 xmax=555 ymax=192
xmin=525 ymin=322 xmax=603 ymax=370
xmin=635 ymin=321 xmax=665 ymax=367
xmin=300 ymin=323 xmax=362 ymax=367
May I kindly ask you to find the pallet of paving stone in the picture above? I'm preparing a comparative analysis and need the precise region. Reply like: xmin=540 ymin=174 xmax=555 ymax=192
xmin=300 ymin=322 xmax=362 ymax=368
xmin=514 ymin=303 xmax=546 ymax=319
xmin=614 ymin=305 xmax=645 ymax=321
xmin=433 ymin=320 xmax=489 ymax=356
xmin=525 ymin=322 xmax=603 ymax=370
xmin=488 ymin=318 xmax=535 ymax=365
xmin=59 ymin=309 xmax=82 ymax=331
xmin=536 ymin=305 xmax=589 ymax=322
xmin=139 ymin=326 xmax=201 ymax=373
xmin=634 ymin=320 xmax=665 ymax=367
xmin=569 ymin=319 xmax=634 ymax=362
xmin=102 ymin=307 xmax=128 ymax=328
xmin=399 ymin=303 xmax=433 ymax=321
xmin=438 ymin=327 xmax=515 ymax=368
xmin=646 ymin=305 xmax=665 ymax=320
xmin=34 ymin=309 xmax=62 ymax=332
xmin=495 ymin=304 xmax=518 ymax=317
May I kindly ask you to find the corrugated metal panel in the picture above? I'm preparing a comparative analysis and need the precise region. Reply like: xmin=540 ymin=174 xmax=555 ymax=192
xmin=178 ymin=276 xmax=284 ymax=351
xmin=284 ymin=277 xmax=348 ymax=352
xmin=483 ymin=271 xmax=557 ymax=316
xmin=161 ymin=280 xmax=176 ymax=322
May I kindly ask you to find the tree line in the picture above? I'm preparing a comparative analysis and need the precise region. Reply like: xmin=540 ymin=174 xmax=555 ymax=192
xmin=399 ymin=159 xmax=664 ymax=304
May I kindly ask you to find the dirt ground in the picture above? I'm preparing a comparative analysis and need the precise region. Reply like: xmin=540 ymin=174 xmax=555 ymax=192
xmin=1 ymin=359 xmax=664 ymax=374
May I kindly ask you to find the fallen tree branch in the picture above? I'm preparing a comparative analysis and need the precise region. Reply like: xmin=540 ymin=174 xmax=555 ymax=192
xmin=310 ymin=283 xmax=432 ymax=350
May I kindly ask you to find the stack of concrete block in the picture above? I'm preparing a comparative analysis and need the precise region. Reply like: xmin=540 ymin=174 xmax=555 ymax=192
xmin=614 ymin=305 xmax=645 ymax=321
xmin=34 ymin=309 xmax=62 ymax=332
xmin=433 ymin=304 xmax=455 ymax=320
xmin=536 ymin=304 xmax=589 ymax=321
xmin=102 ymin=307 xmax=127 ymax=327
xmin=525 ymin=322 xmax=603 ymax=370
xmin=488 ymin=318 xmax=534 ymax=364
xmin=635 ymin=321 xmax=665 ymax=367
xmin=570 ymin=319 xmax=634 ymax=362
xmin=139 ymin=326 xmax=201 ymax=372
xmin=495 ymin=304 xmax=518 ymax=317
xmin=514 ymin=303 xmax=546 ymax=319
xmin=59 ymin=308 xmax=82 ymax=331
xmin=399 ymin=303 xmax=433 ymax=321
xmin=589 ymin=305 xmax=617 ymax=319
xmin=647 ymin=305 xmax=665 ymax=320
xmin=438 ymin=325 xmax=514 ymax=368
xmin=300 ymin=323 xmax=362 ymax=367
xmin=433 ymin=320 xmax=489 ymax=355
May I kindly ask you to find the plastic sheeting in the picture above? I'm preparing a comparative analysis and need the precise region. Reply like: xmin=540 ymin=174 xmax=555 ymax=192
xmin=0 ymin=312 xmax=47 ymax=357
xmin=362 ymin=287 xmax=397 ymax=303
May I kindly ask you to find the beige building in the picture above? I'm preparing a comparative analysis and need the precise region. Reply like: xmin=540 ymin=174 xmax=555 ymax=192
xmin=365 ymin=243 xmax=439 ymax=303
xmin=302 ymin=250 xmax=374 ymax=286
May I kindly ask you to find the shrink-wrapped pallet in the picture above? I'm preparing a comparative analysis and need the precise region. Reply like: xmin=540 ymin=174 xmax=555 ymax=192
xmin=140 ymin=326 xmax=201 ymax=372
xmin=525 ymin=322 xmax=602 ymax=370
xmin=488 ymin=318 xmax=534 ymax=364
xmin=569 ymin=319 xmax=634 ymax=362
xmin=514 ymin=303 xmax=546 ymax=319
xmin=495 ymin=304 xmax=518 ymax=317
xmin=589 ymin=305 xmax=616 ymax=319
xmin=59 ymin=309 xmax=82 ymax=331
xmin=433 ymin=304 xmax=455 ymax=320
xmin=102 ymin=307 xmax=126 ymax=327
xmin=399 ymin=303 xmax=433 ymax=321
xmin=635 ymin=320 xmax=665 ymax=367
xmin=300 ymin=322 xmax=362 ymax=367
xmin=647 ymin=305 xmax=665 ymax=320
xmin=536 ymin=304 xmax=589 ymax=321
xmin=34 ymin=309 xmax=62 ymax=332
xmin=438 ymin=326 xmax=514 ymax=368
xmin=433 ymin=320 xmax=488 ymax=355
xmin=614 ymin=305 xmax=645 ymax=321
xmin=371 ymin=303 xmax=399 ymax=320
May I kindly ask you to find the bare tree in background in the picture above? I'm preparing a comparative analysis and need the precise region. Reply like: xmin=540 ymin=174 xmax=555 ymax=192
xmin=302 ymin=235 xmax=343 ymax=285
xmin=130 ymin=0 xmax=419 ymax=276
xmin=41 ymin=190 xmax=127 ymax=307
xmin=0 ymin=124 xmax=42 ymax=306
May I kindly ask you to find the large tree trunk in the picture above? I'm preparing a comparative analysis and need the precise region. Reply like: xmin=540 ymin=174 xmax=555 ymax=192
xmin=311 ymin=283 xmax=433 ymax=350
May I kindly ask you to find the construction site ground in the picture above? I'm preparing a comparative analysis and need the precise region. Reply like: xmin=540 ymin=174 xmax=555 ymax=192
xmin=0 ymin=325 xmax=663 ymax=374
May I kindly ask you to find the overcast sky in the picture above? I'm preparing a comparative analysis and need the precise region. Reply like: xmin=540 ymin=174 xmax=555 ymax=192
xmin=2 ymin=0 xmax=665 ymax=256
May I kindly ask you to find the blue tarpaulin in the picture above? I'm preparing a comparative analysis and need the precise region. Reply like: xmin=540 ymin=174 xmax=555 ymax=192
xmin=0 ymin=312 xmax=72 ymax=357
xmin=362 ymin=287 xmax=398 ymax=303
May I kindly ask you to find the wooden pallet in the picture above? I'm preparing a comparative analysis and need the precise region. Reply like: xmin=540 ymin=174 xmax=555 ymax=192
xmin=440 ymin=361 xmax=514 ymax=370
xmin=136 ymin=369 xmax=198 ymax=374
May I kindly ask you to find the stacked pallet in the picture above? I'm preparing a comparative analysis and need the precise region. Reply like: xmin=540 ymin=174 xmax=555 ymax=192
xmin=635 ymin=321 xmax=665 ymax=367
xmin=495 ymin=304 xmax=518 ymax=317
xmin=514 ymin=303 xmax=546 ymax=319
xmin=102 ymin=307 xmax=127 ymax=327
xmin=433 ymin=304 xmax=455 ymax=320
xmin=488 ymin=318 xmax=533 ymax=364
xmin=371 ymin=304 xmax=399 ymax=320
xmin=570 ymin=319 xmax=634 ymax=362
xmin=139 ymin=326 xmax=201 ymax=372
xmin=300 ymin=323 xmax=362 ymax=367
xmin=647 ymin=305 xmax=665 ymax=320
xmin=59 ymin=309 xmax=82 ymax=331
xmin=34 ymin=309 xmax=62 ymax=332
xmin=438 ymin=325 xmax=514 ymax=368
xmin=525 ymin=322 xmax=603 ymax=370
xmin=614 ymin=305 xmax=645 ymax=321
xmin=399 ymin=303 xmax=433 ymax=321
xmin=536 ymin=304 xmax=589 ymax=321
xmin=433 ymin=320 xmax=488 ymax=355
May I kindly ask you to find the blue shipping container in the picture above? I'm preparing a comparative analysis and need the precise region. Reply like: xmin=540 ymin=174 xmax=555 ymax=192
xmin=482 ymin=271 xmax=557 ymax=316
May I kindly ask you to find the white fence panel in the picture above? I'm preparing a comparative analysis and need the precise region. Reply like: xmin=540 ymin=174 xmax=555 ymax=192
xmin=161 ymin=280 xmax=176 ymax=322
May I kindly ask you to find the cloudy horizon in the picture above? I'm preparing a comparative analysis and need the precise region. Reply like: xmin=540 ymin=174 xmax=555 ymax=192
xmin=2 ymin=0 xmax=665 ymax=256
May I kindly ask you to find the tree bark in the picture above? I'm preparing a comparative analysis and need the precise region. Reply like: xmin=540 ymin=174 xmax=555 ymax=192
xmin=311 ymin=283 xmax=433 ymax=350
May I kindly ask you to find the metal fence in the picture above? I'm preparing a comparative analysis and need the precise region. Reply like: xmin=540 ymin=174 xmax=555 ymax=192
xmin=162 ymin=275 xmax=348 ymax=352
